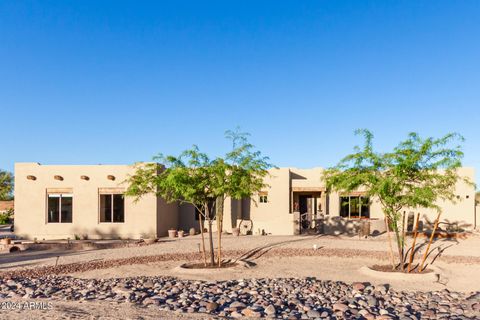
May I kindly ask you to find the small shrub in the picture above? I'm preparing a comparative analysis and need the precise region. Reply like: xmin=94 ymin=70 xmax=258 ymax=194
xmin=0 ymin=213 xmax=10 ymax=225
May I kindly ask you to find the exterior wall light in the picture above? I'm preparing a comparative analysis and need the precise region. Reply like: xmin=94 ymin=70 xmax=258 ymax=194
xmin=27 ymin=175 xmax=37 ymax=181
xmin=54 ymin=175 xmax=64 ymax=181
xmin=81 ymin=175 xmax=90 ymax=181
xmin=107 ymin=175 xmax=115 ymax=181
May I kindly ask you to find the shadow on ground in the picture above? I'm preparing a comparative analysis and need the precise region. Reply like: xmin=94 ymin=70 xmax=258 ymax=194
xmin=236 ymin=235 xmax=326 ymax=262
xmin=0 ymin=250 xmax=93 ymax=269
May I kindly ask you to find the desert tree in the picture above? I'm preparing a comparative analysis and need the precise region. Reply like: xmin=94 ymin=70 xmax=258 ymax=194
xmin=125 ymin=146 xmax=225 ymax=266
xmin=323 ymin=129 xmax=472 ymax=271
xmin=126 ymin=129 xmax=273 ymax=267
xmin=214 ymin=128 xmax=273 ymax=266
xmin=0 ymin=170 xmax=14 ymax=201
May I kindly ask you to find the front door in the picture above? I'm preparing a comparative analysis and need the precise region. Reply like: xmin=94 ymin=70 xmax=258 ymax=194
xmin=299 ymin=195 xmax=314 ymax=233
xmin=299 ymin=195 xmax=309 ymax=214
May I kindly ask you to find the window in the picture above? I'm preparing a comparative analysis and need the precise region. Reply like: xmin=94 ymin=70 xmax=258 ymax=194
xmin=339 ymin=196 xmax=370 ymax=219
xmin=259 ymin=192 xmax=268 ymax=203
xmin=100 ymin=194 xmax=124 ymax=223
xmin=47 ymin=194 xmax=73 ymax=223
xmin=339 ymin=196 xmax=350 ymax=217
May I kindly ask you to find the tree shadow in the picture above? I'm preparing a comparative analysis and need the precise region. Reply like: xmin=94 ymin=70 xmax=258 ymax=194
xmin=421 ymin=243 xmax=455 ymax=270
xmin=0 ymin=250 xmax=92 ymax=270
xmin=401 ymin=236 xmax=458 ymax=271
xmin=234 ymin=235 xmax=325 ymax=262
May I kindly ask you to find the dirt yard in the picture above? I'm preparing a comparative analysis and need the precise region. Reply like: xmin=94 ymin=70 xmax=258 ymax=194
xmin=0 ymin=299 xmax=208 ymax=320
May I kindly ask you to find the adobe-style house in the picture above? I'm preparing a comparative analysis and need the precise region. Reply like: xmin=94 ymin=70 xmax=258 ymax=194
xmin=14 ymin=163 xmax=476 ymax=240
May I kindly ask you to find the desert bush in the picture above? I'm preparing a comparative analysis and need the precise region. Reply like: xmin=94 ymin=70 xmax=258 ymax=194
xmin=0 ymin=213 xmax=11 ymax=224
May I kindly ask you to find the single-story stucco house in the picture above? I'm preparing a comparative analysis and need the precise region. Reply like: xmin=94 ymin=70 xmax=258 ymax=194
xmin=14 ymin=163 xmax=477 ymax=240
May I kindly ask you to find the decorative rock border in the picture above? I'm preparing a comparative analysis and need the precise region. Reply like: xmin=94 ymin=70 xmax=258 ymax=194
xmin=0 ymin=276 xmax=478 ymax=319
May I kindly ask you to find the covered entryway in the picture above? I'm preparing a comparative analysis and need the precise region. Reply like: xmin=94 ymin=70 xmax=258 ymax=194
xmin=292 ymin=188 xmax=326 ymax=234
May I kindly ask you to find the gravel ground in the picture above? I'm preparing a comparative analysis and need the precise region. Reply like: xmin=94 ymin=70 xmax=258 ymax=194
xmin=2 ymin=245 xmax=479 ymax=292
xmin=0 ymin=276 xmax=479 ymax=320
xmin=1 ymin=234 xmax=479 ymax=319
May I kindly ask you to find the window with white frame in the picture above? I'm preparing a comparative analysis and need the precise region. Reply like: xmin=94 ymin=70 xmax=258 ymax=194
xmin=259 ymin=192 xmax=268 ymax=203
xmin=47 ymin=194 xmax=73 ymax=223
xmin=100 ymin=194 xmax=125 ymax=223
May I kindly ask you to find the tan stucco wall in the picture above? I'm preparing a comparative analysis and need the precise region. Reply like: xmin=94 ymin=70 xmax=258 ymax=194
xmin=156 ymin=197 xmax=179 ymax=237
xmin=177 ymin=198 xmax=242 ymax=234
xmin=178 ymin=203 xmax=197 ymax=232
xmin=14 ymin=163 xmax=164 ymax=240
xmin=476 ymin=204 xmax=480 ymax=230
xmin=290 ymin=167 xmax=324 ymax=188
xmin=242 ymin=168 xmax=294 ymax=235
xmin=225 ymin=198 xmax=242 ymax=232
xmin=402 ymin=167 xmax=476 ymax=229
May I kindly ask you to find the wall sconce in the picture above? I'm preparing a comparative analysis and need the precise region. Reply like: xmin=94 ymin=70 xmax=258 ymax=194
xmin=107 ymin=175 xmax=115 ymax=181
xmin=54 ymin=175 xmax=64 ymax=181
xmin=27 ymin=175 xmax=37 ymax=181
xmin=80 ymin=175 xmax=90 ymax=181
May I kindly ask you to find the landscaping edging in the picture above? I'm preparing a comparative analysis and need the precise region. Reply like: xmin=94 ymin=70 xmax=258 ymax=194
xmin=174 ymin=260 xmax=253 ymax=274
xmin=360 ymin=265 xmax=439 ymax=282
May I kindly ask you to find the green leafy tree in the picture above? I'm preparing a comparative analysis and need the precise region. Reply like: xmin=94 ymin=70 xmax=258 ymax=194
xmin=323 ymin=129 xmax=472 ymax=271
xmin=214 ymin=128 xmax=273 ymax=266
xmin=0 ymin=170 xmax=14 ymax=201
xmin=126 ymin=129 xmax=273 ymax=267
xmin=125 ymin=146 xmax=221 ymax=266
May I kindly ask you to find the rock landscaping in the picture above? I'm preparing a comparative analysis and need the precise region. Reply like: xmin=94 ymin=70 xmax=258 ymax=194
xmin=0 ymin=275 xmax=478 ymax=319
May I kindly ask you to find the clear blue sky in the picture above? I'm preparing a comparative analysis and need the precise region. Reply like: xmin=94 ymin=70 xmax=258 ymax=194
xmin=1 ymin=1 xmax=479 ymax=184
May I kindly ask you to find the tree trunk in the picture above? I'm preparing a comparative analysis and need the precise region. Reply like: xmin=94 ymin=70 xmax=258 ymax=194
xmin=393 ymin=226 xmax=404 ymax=270
xmin=388 ymin=209 xmax=405 ymax=270
xmin=205 ymin=205 xmax=215 ymax=266
xmin=198 ymin=211 xmax=207 ymax=266
xmin=384 ymin=217 xmax=396 ymax=270
xmin=216 ymin=196 xmax=224 ymax=267
xmin=401 ymin=212 xmax=406 ymax=266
